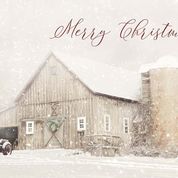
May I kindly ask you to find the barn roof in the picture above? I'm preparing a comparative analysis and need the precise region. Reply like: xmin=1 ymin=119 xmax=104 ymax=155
xmin=15 ymin=52 xmax=141 ymax=102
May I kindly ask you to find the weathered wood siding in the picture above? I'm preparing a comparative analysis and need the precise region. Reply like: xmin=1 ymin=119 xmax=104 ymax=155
xmin=92 ymin=95 xmax=140 ymax=150
xmin=0 ymin=106 xmax=17 ymax=127
xmin=17 ymin=54 xmax=95 ymax=149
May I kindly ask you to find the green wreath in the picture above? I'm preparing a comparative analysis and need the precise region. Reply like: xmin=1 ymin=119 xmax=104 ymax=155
xmin=47 ymin=116 xmax=66 ymax=133
xmin=49 ymin=121 xmax=58 ymax=133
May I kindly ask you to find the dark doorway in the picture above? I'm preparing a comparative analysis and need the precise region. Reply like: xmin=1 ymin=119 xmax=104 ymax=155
xmin=0 ymin=127 xmax=18 ymax=148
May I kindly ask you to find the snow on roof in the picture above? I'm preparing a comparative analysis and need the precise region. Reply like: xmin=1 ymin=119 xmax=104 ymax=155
xmin=139 ymin=55 xmax=178 ymax=73
xmin=53 ymin=51 xmax=141 ymax=101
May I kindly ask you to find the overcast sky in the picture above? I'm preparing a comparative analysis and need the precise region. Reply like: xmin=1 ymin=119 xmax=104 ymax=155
xmin=0 ymin=0 xmax=178 ymax=108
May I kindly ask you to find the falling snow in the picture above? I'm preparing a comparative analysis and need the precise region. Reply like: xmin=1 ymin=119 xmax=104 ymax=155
xmin=0 ymin=0 xmax=178 ymax=177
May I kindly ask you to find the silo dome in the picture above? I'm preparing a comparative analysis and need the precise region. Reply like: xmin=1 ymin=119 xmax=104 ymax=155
xmin=139 ymin=55 xmax=178 ymax=73
xmin=152 ymin=55 xmax=178 ymax=69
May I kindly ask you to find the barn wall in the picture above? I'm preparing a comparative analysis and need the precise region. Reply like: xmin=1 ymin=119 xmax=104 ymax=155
xmin=17 ymin=55 xmax=95 ymax=149
xmin=0 ymin=106 xmax=17 ymax=127
xmin=93 ymin=95 xmax=140 ymax=150
xmin=18 ymin=55 xmax=92 ymax=105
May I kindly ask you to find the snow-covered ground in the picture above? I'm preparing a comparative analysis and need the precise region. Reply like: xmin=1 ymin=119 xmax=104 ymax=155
xmin=0 ymin=149 xmax=178 ymax=178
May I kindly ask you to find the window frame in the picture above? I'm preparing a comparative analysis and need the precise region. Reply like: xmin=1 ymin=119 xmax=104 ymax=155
xmin=104 ymin=114 xmax=111 ymax=132
xmin=77 ymin=117 xmax=86 ymax=131
xmin=26 ymin=121 xmax=34 ymax=135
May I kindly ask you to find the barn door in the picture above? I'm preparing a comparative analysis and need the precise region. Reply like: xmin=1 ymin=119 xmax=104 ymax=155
xmin=44 ymin=116 xmax=66 ymax=148
xmin=34 ymin=121 xmax=43 ymax=149
xmin=20 ymin=120 xmax=43 ymax=149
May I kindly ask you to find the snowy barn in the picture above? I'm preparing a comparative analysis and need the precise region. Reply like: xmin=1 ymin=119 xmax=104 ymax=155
xmin=1 ymin=53 xmax=178 ymax=156
xmin=0 ymin=52 xmax=141 ymax=156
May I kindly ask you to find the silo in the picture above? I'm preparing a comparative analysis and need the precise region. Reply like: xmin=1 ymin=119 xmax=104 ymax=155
xmin=141 ymin=56 xmax=178 ymax=152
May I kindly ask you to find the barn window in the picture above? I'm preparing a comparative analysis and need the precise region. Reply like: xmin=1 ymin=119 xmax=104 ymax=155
xmin=123 ymin=118 xmax=129 ymax=134
xmin=104 ymin=114 xmax=111 ymax=132
xmin=77 ymin=117 xmax=86 ymax=131
xmin=26 ymin=121 xmax=34 ymax=135
xmin=50 ymin=66 xmax=57 ymax=75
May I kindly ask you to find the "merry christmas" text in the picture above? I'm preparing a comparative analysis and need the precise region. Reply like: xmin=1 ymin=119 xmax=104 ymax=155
xmin=50 ymin=18 xmax=178 ymax=47
xmin=118 ymin=18 xmax=178 ymax=41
